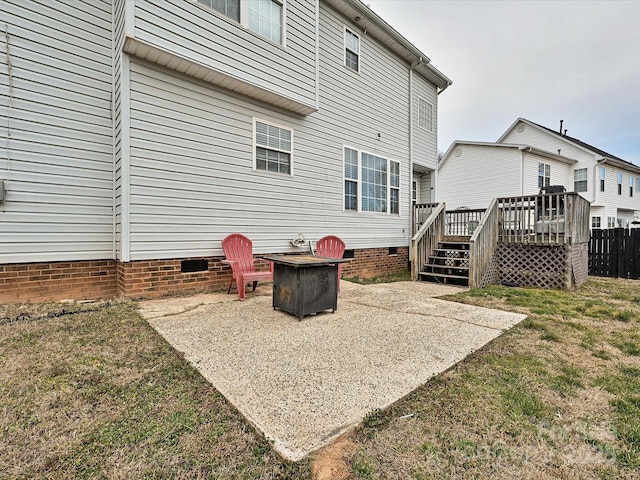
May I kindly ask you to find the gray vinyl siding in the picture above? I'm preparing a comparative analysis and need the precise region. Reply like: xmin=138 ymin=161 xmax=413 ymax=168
xmin=412 ymin=76 xmax=438 ymax=170
xmin=0 ymin=0 xmax=113 ymax=263
xmin=131 ymin=0 xmax=317 ymax=109
xmin=126 ymin=2 xmax=418 ymax=260
xmin=113 ymin=0 xmax=127 ymax=260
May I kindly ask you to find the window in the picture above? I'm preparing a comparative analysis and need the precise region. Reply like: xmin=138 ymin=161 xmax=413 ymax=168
xmin=608 ymin=216 xmax=616 ymax=228
xmin=254 ymin=119 xmax=292 ymax=174
xmin=418 ymin=97 xmax=433 ymax=131
xmin=344 ymin=28 xmax=360 ymax=72
xmin=197 ymin=0 xmax=283 ymax=44
xmin=344 ymin=147 xmax=400 ymax=214
xmin=574 ymin=168 xmax=587 ymax=192
xmin=344 ymin=148 xmax=358 ymax=211
xmin=600 ymin=166 xmax=605 ymax=192
xmin=198 ymin=0 xmax=240 ymax=21
xmin=538 ymin=162 xmax=550 ymax=189
xmin=249 ymin=0 xmax=283 ymax=44
xmin=618 ymin=172 xmax=623 ymax=195
xmin=591 ymin=217 xmax=601 ymax=228
xmin=630 ymin=176 xmax=634 ymax=197
xmin=412 ymin=180 xmax=417 ymax=203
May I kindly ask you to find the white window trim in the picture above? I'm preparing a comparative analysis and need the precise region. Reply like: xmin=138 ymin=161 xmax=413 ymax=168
xmin=343 ymin=26 xmax=360 ymax=73
xmin=195 ymin=0 xmax=287 ymax=47
xmin=252 ymin=117 xmax=294 ymax=176
xmin=417 ymin=96 xmax=433 ymax=132
xmin=342 ymin=145 xmax=400 ymax=215
xmin=574 ymin=168 xmax=588 ymax=192
xmin=538 ymin=162 xmax=551 ymax=189
xmin=591 ymin=216 xmax=601 ymax=228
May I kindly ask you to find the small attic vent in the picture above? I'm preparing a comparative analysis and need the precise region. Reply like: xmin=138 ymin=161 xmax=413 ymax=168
xmin=517 ymin=123 xmax=526 ymax=133
xmin=181 ymin=259 xmax=208 ymax=273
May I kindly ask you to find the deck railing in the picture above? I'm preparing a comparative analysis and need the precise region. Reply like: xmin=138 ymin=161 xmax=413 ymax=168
xmin=411 ymin=202 xmax=446 ymax=281
xmin=445 ymin=208 xmax=486 ymax=236
xmin=497 ymin=192 xmax=590 ymax=245
xmin=468 ymin=198 xmax=499 ymax=289
xmin=413 ymin=203 xmax=440 ymax=234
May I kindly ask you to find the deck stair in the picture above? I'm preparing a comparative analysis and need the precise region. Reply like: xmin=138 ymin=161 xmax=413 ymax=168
xmin=420 ymin=236 xmax=470 ymax=285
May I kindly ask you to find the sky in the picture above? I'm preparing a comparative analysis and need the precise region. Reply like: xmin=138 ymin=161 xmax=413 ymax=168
xmin=366 ymin=0 xmax=640 ymax=164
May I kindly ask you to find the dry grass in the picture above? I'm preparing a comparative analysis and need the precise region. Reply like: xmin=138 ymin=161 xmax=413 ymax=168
xmin=3 ymin=277 xmax=640 ymax=479
xmin=346 ymin=277 xmax=640 ymax=479
xmin=0 ymin=300 xmax=311 ymax=479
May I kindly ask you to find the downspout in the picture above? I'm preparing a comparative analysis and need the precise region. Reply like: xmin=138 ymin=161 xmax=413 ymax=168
xmin=408 ymin=57 xmax=423 ymax=269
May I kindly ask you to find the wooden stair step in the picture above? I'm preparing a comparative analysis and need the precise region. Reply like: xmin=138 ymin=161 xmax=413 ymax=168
xmin=424 ymin=263 xmax=469 ymax=271
xmin=419 ymin=271 xmax=469 ymax=280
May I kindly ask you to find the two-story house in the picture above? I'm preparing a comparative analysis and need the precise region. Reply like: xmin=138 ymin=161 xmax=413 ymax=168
xmin=437 ymin=118 xmax=640 ymax=228
xmin=0 ymin=0 xmax=451 ymax=303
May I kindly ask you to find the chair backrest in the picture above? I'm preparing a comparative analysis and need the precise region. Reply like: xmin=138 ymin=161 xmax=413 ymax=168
xmin=316 ymin=235 xmax=346 ymax=259
xmin=222 ymin=234 xmax=256 ymax=273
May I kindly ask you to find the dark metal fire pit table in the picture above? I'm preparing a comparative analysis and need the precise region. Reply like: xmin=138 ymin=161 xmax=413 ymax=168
xmin=260 ymin=254 xmax=351 ymax=320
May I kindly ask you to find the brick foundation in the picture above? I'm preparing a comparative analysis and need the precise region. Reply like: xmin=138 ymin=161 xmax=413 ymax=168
xmin=116 ymin=257 xmax=233 ymax=299
xmin=341 ymin=246 xmax=409 ymax=279
xmin=1 ymin=246 xmax=410 ymax=304
xmin=0 ymin=260 xmax=117 ymax=304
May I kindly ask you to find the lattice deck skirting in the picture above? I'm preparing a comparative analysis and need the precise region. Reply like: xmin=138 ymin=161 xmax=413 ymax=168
xmin=493 ymin=242 xmax=589 ymax=290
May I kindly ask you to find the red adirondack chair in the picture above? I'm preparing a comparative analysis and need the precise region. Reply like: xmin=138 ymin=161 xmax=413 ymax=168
xmin=315 ymin=235 xmax=346 ymax=291
xmin=222 ymin=234 xmax=273 ymax=301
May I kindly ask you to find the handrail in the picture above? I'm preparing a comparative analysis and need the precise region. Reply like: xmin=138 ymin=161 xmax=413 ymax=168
xmin=468 ymin=198 xmax=499 ymax=289
xmin=411 ymin=202 xmax=446 ymax=280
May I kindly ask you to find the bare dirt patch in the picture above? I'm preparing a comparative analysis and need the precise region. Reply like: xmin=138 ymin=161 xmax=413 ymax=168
xmin=312 ymin=433 xmax=357 ymax=480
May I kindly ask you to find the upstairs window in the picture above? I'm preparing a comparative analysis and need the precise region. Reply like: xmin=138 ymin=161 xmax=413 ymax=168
xmin=344 ymin=147 xmax=400 ymax=214
xmin=418 ymin=97 xmax=433 ymax=132
xmin=254 ymin=119 xmax=292 ymax=175
xmin=197 ymin=0 xmax=284 ymax=44
xmin=599 ymin=166 xmax=605 ymax=192
xmin=344 ymin=28 xmax=360 ymax=72
xmin=200 ymin=0 xmax=240 ymax=21
xmin=631 ymin=176 xmax=634 ymax=197
xmin=574 ymin=168 xmax=587 ymax=192
xmin=538 ymin=162 xmax=550 ymax=189
xmin=249 ymin=0 xmax=283 ymax=44
xmin=618 ymin=172 xmax=623 ymax=195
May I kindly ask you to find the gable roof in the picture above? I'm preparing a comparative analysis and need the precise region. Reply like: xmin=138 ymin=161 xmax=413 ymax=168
xmin=499 ymin=118 xmax=640 ymax=175
xmin=439 ymin=141 xmax=577 ymax=169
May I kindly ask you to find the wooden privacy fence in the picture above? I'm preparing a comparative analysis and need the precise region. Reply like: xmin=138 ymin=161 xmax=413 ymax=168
xmin=590 ymin=228 xmax=640 ymax=279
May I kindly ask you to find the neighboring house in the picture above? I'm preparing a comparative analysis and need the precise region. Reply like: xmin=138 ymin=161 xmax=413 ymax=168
xmin=437 ymin=118 xmax=640 ymax=228
xmin=0 ymin=0 xmax=451 ymax=303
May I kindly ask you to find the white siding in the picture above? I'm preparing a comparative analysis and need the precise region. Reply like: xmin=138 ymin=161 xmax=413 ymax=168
xmin=125 ymin=2 xmax=419 ymax=260
xmin=522 ymin=152 xmax=572 ymax=195
xmin=412 ymin=76 xmax=438 ymax=170
xmin=0 ymin=0 xmax=113 ymax=263
xmin=438 ymin=145 xmax=522 ymax=210
xmin=502 ymin=122 xmax=594 ymax=163
xmin=130 ymin=0 xmax=317 ymax=110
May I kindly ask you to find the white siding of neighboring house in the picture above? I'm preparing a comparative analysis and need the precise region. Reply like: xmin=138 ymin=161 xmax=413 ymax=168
xmin=501 ymin=122 xmax=594 ymax=163
xmin=505 ymin=120 xmax=640 ymax=217
xmin=437 ymin=145 xmax=522 ymax=210
xmin=0 ymin=0 xmax=114 ymax=263
xmin=123 ymin=2 xmax=419 ymax=260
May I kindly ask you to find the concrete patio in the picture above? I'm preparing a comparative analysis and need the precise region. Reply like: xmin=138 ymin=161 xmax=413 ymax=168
xmin=139 ymin=281 xmax=526 ymax=461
